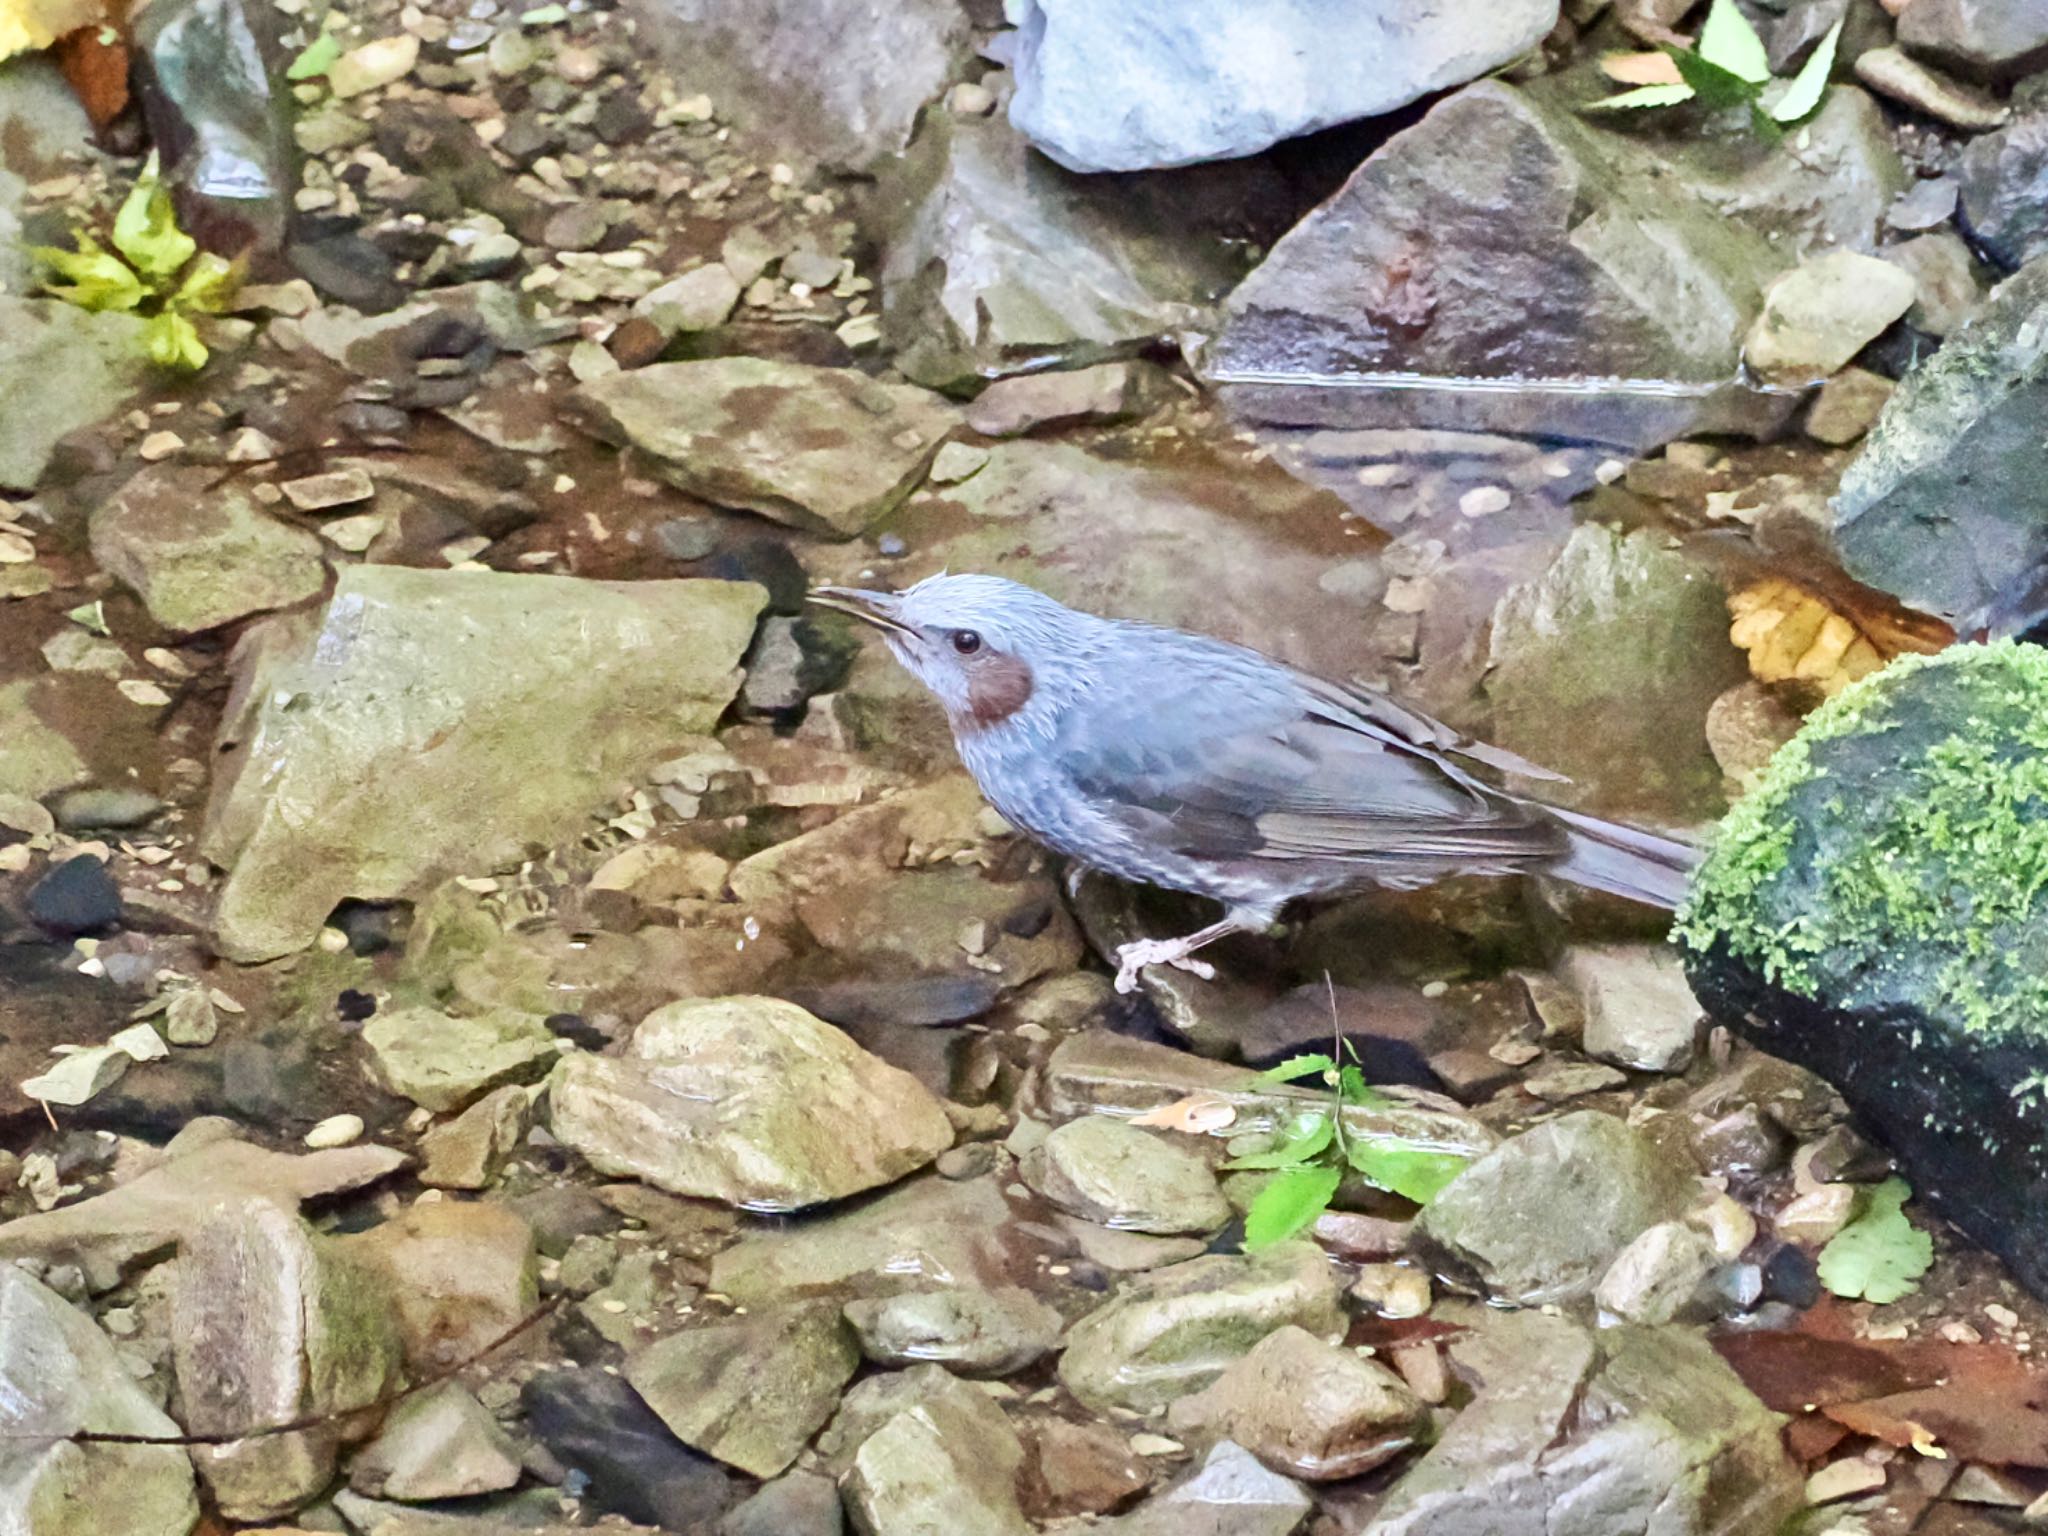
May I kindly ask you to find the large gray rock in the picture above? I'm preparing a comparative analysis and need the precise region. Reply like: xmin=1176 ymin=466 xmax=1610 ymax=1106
xmin=200 ymin=567 xmax=764 ymax=960
xmin=1562 ymin=944 xmax=1703 ymax=1075
xmin=1413 ymin=1111 xmax=1697 ymax=1306
xmin=625 ymin=0 xmax=967 ymax=169
xmin=549 ymin=996 xmax=955 ymax=1210
xmin=872 ymin=113 xmax=1261 ymax=390
xmin=568 ymin=359 xmax=959 ymax=537
xmin=1962 ymin=113 xmax=2048 ymax=271
xmin=1899 ymin=0 xmax=2048 ymax=78
xmin=626 ymin=1302 xmax=859 ymax=1477
xmin=173 ymin=1198 xmax=404 ymax=1520
xmin=1021 ymin=1115 xmax=1233 ymax=1236
xmin=0 ymin=1265 xmax=199 ymax=1536
xmin=0 ymin=679 xmax=89 ymax=800
xmin=837 ymin=1368 xmax=1032 ymax=1536
xmin=1833 ymin=257 xmax=2048 ymax=632
xmin=362 ymin=1004 xmax=558 ymax=1112
xmin=1205 ymin=79 xmax=1875 ymax=447
xmin=843 ymin=1287 xmax=1064 ymax=1377
xmin=0 ymin=298 xmax=150 ymax=492
xmin=1058 ymin=1242 xmax=1345 ymax=1414
xmin=1006 ymin=0 xmax=1558 ymax=173
xmin=1363 ymin=1313 xmax=1799 ymax=1535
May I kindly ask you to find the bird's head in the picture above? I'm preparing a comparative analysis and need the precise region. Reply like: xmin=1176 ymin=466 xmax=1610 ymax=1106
xmin=808 ymin=573 xmax=1095 ymax=733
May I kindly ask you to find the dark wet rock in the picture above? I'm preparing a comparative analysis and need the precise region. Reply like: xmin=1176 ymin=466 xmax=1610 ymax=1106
xmin=1413 ymin=1110 xmax=1696 ymax=1305
xmin=0 ymin=1264 xmax=199 ymax=1535
xmin=0 ymin=299 xmax=150 ymax=493
xmin=872 ymin=113 xmax=1262 ymax=390
xmin=1833 ymin=259 xmax=2048 ymax=631
xmin=1898 ymin=0 xmax=2048 ymax=78
xmin=788 ymin=976 xmax=1002 ymax=1029
xmin=625 ymin=1302 xmax=859 ymax=1477
xmin=844 ymin=1286 xmax=1064 ymax=1376
xmin=173 ymin=1198 xmax=403 ymax=1519
xmin=363 ymin=1004 xmax=558 ymax=1113
xmin=1059 ymin=1242 xmax=1344 ymax=1414
xmin=1561 ymin=944 xmax=1703 ymax=1074
xmin=1007 ymin=0 xmax=1557 ymax=173
xmin=1103 ymin=1441 xmax=1311 ymax=1536
xmin=347 ymin=1381 xmax=522 ymax=1501
xmin=1021 ymin=1115 xmax=1232 ymax=1235
xmin=964 ymin=360 xmax=1168 ymax=438
xmin=1682 ymin=641 xmax=2048 ymax=1299
xmin=1364 ymin=1311 xmax=1799 ymax=1535
xmin=835 ymin=1365 xmax=1032 ymax=1536
xmin=1166 ymin=1325 xmax=1427 ymax=1481
xmin=721 ymin=1471 xmax=844 ymax=1536
xmin=524 ymin=1367 xmax=747 ymax=1530
xmin=1019 ymin=1418 xmax=1150 ymax=1520
xmin=1759 ymin=1241 xmax=1823 ymax=1309
xmin=91 ymin=465 xmax=327 ymax=636
xmin=630 ymin=0 xmax=967 ymax=169
xmin=1962 ymin=114 xmax=2048 ymax=270
xmin=26 ymin=856 xmax=122 ymax=937
xmin=1483 ymin=524 xmax=1745 ymax=821
xmin=550 ymin=995 xmax=954 ymax=1209
xmin=289 ymin=223 xmax=407 ymax=313
xmin=1205 ymin=80 xmax=1813 ymax=447
xmin=708 ymin=1174 xmax=1022 ymax=1303
xmin=132 ymin=0 xmax=295 ymax=252
xmin=569 ymin=358 xmax=957 ymax=537
xmin=201 ymin=567 xmax=763 ymax=960
xmin=1689 ymin=1105 xmax=1789 ymax=1181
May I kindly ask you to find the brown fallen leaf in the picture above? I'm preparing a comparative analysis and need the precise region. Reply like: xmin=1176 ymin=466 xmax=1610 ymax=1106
xmin=1600 ymin=50 xmax=1685 ymax=85
xmin=1727 ymin=576 xmax=1949 ymax=700
xmin=1129 ymin=1093 xmax=1236 ymax=1134
xmin=52 ymin=10 xmax=127 ymax=127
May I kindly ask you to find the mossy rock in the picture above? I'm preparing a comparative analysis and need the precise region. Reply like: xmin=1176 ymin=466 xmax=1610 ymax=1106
xmin=1680 ymin=639 xmax=2048 ymax=1295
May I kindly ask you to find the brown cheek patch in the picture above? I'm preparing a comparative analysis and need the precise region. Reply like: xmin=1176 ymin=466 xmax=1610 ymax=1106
xmin=964 ymin=654 xmax=1035 ymax=729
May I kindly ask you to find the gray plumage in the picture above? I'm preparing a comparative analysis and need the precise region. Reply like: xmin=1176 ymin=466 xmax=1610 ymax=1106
xmin=810 ymin=574 xmax=1698 ymax=990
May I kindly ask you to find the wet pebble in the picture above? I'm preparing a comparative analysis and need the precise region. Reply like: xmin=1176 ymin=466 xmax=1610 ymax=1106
xmin=53 ymin=788 xmax=164 ymax=831
xmin=27 ymin=856 xmax=122 ymax=936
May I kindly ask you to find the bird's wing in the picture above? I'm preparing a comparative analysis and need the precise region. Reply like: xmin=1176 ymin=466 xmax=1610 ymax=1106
xmin=1055 ymin=653 xmax=1559 ymax=867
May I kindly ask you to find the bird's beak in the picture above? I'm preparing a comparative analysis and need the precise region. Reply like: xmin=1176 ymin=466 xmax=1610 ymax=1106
xmin=806 ymin=586 xmax=917 ymax=639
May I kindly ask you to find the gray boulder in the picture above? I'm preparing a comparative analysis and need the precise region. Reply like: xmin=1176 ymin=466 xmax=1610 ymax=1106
xmin=1961 ymin=113 xmax=2048 ymax=270
xmin=200 ymin=567 xmax=764 ymax=960
xmin=1006 ymin=0 xmax=1558 ymax=173
xmin=1103 ymin=1442 xmax=1311 ymax=1536
xmin=1898 ymin=0 xmax=2048 ymax=78
xmin=0 ymin=299 xmax=150 ymax=493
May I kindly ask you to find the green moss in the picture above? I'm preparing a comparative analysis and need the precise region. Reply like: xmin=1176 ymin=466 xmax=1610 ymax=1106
xmin=1680 ymin=640 xmax=2048 ymax=1043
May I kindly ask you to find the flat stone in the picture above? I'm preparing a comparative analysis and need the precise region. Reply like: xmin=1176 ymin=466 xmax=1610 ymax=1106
xmin=201 ymin=567 xmax=764 ymax=960
xmin=1854 ymin=46 xmax=2008 ymax=131
xmin=1413 ymin=1110 xmax=1696 ymax=1305
xmin=1008 ymin=0 xmax=1556 ymax=173
xmin=91 ymin=465 xmax=328 ymax=635
xmin=1561 ymin=944 xmax=1702 ymax=1074
xmin=418 ymin=1084 xmax=531 ymax=1189
xmin=348 ymin=1382 xmax=523 ymax=1500
xmin=1100 ymin=1441 xmax=1311 ymax=1536
xmin=0 ymin=1264 xmax=198 ymax=1536
xmin=569 ymin=357 xmax=957 ymax=536
xmin=635 ymin=264 xmax=742 ymax=335
xmin=1898 ymin=0 xmax=2048 ymax=77
xmin=964 ymin=362 xmax=1166 ymax=438
xmin=1166 ymin=1325 xmax=1428 ymax=1481
xmin=1743 ymin=251 xmax=1917 ymax=385
xmin=1804 ymin=367 xmax=1895 ymax=445
xmin=843 ymin=1286 xmax=1064 ymax=1377
xmin=0 ymin=298 xmax=149 ymax=493
xmin=342 ymin=1199 xmax=538 ymax=1372
xmin=1019 ymin=1418 xmax=1149 ymax=1520
xmin=1059 ymin=1242 xmax=1345 ymax=1414
xmin=0 ymin=680 xmax=88 ymax=800
xmin=549 ymin=996 xmax=955 ymax=1210
xmin=1594 ymin=1219 xmax=1721 ymax=1325
xmin=281 ymin=467 xmax=376 ymax=512
xmin=840 ymin=1369 xmax=1031 ymax=1536
xmin=362 ymin=1005 xmax=558 ymax=1113
xmin=626 ymin=1302 xmax=859 ymax=1477
xmin=1022 ymin=1116 xmax=1232 ymax=1236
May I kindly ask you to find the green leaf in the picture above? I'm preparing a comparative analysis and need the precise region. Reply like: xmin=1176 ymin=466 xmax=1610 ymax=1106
xmin=1696 ymin=0 xmax=1770 ymax=83
xmin=1817 ymin=1177 xmax=1934 ymax=1305
xmin=143 ymin=310 xmax=208 ymax=372
xmin=1768 ymin=15 xmax=1842 ymax=122
xmin=111 ymin=152 xmax=198 ymax=279
xmin=171 ymin=251 xmax=240 ymax=315
xmin=1672 ymin=46 xmax=1764 ymax=109
xmin=1255 ymin=1054 xmax=1334 ymax=1085
xmin=1346 ymin=1140 xmax=1471 ymax=1206
xmin=287 ymin=28 xmax=343 ymax=80
xmin=67 ymin=600 xmax=109 ymax=635
xmin=1242 ymin=1164 xmax=1342 ymax=1252
xmin=1583 ymin=81 xmax=1697 ymax=110
xmin=31 ymin=236 xmax=146 ymax=312
xmin=1337 ymin=1064 xmax=1386 ymax=1108
xmin=1225 ymin=1113 xmax=1334 ymax=1171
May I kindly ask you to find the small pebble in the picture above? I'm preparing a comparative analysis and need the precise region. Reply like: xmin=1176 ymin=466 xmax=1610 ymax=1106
xmin=1458 ymin=485 xmax=1511 ymax=517
xmin=304 ymin=1113 xmax=365 ymax=1148
xmin=138 ymin=431 xmax=184 ymax=462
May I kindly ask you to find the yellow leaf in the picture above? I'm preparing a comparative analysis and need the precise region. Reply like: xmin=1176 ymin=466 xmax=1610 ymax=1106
xmin=171 ymin=250 xmax=241 ymax=314
xmin=0 ymin=0 xmax=106 ymax=63
xmin=1130 ymin=1094 xmax=1237 ymax=1134
xmin=111 ymin=150 xmax=197 ymax=279
xmin=31 ymin=234 xmax=145 ymax=311
xmin=1727 ymin=577 xmax=1947 ymax=699
xmin=142 ymin=309 xmax=208 ymax=372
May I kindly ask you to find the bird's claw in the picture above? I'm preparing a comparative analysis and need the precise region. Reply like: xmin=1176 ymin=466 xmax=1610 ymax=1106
xmin=1113 ymin=938 xmax=1218 ymax=994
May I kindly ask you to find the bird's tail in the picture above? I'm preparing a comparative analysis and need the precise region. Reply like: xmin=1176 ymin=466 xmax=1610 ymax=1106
xmin=1544 ymin=807 xmax=1701 ymax=910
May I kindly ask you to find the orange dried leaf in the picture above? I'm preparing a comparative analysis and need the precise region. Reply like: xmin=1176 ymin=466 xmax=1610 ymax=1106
xmin=1130 ymin=1094 xmax=1236 ymax=1134
xmin=1600 ymin=50 xmax=1685 ymax=85
xmin=1727 ymin=577 xmax=1946 ymax=699
xmin=52 ymin=19 xmax=127 ymax=125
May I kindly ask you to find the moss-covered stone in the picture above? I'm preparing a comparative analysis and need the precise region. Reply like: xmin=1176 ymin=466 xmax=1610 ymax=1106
xmin=1681 ymin=639 xmax=2048 ymax=1297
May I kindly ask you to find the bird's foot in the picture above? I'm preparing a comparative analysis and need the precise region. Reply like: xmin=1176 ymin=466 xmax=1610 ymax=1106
xmin=1113 ymin=937 xmax=1218 ymax=994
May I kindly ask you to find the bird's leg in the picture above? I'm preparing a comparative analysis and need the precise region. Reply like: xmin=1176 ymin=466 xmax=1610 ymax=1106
xmin=1113 ymin=913 xmax=1263 ymax=995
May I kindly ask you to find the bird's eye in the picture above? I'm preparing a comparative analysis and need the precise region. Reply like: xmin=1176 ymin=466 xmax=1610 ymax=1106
xmin=951 ymin=630 xmax=983 ymax=656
